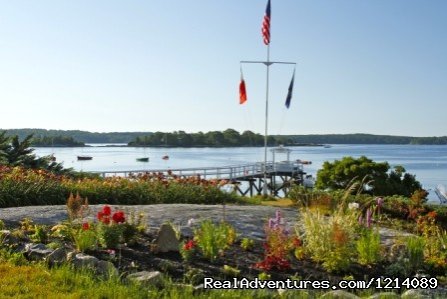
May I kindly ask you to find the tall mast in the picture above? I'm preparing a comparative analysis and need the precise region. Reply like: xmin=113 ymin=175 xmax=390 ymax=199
xmin=240 ymin=0 xmax=295 ymax=196
xmin=262 ymin=45 xmax=270 ymax=196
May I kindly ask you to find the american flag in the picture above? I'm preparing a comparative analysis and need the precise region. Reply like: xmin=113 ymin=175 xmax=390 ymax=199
xmin=262 ymin=0 xmax=271 ymax=45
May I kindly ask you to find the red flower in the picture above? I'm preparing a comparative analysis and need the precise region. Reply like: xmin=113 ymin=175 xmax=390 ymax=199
xmin=102 ymin=205 xmax=112 ymax=216
xmin=292 ymin=237 xmax=302 ymax=248
xmin=183 ymin=240 xmax=195 ymax=251
xmin=112 ymin=211 xmax=125 ymax=223
xmin=97 ymin=211 xmax=104 ymax=221
xmin=82 ymin=222 xmax=90 ymax=230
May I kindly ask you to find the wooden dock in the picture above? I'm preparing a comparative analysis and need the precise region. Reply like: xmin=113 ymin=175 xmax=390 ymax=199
xmin=92 ymin=161 xmax=311 ymax=197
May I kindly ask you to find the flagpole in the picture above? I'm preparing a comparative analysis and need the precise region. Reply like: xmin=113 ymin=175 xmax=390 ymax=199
xmin=263 ymin=44 xmax=270 ymax=196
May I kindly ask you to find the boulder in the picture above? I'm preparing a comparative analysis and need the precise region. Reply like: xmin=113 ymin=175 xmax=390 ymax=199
xmin=96 ymin=260 xmax=118 ymax=278
xmin=367 ymin=292 xmax=400 ymax=299
xmin=46 ymin=247 xmax=68 ymax=265
xmin=71 ymin=253 xmax=99 ymax=270
xmin=401 ymin=288 xmax=447 ymax=299
xmin=127 ymin=271 xmax=163 ymax=287
xmin=153 ymin=223 xmax=180 ymax=253
xmin=320 ymin=290 xmax=360 ymax=299
xmin=24 ymin=243 xmax=54 ymax=261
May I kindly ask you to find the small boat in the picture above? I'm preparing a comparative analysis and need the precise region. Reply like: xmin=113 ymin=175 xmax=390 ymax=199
xmin=136 ymin=157 xmax=149 ymax=162
xmin=297 ymin=159 xmax=312 ymax=165
xmin=77 ymin=156 xmax=93 ymax=161
xmin=323 ymin=145 xmax=331 ymax=148
xmin=162 ymin=155 xmax=169 ymax=160
xmin=435 ymin=185 xmax=447 ymax=204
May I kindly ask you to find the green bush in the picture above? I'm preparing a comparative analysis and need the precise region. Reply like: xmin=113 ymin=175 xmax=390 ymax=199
xmin=193 ymin=220 xmax=236 ymax=262
xmin=406 ymin=236 xmax=425 ymax=272
xmin=301 ymin=207 xmax=359 ymax=272
xmin=0 ymin=166 xmax=239 ymax=207
xmin=356 ymin=229 xmax=382 ymax=265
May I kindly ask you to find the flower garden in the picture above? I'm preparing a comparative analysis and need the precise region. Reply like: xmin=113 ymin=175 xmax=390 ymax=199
xmin=1 ymin=166 xmax=447 ymax=298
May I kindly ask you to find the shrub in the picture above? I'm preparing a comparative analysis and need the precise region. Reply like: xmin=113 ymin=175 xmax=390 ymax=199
xmin=301 ymin=206 xmax=359 ymax=272
xmin=356 ymin=228 xmax=381 ymax=265
xmin=193 ymin=220 xmax=236 ymax=262
xmin=0 ymin=166 xmax=239 ymax=207
xmin=406 ymin=236 xmax=425 ymax=272
xmin=240 ymin=238 xmax=255 ymax=251
xmin=73 ymin=223 xmax=97 ymax=252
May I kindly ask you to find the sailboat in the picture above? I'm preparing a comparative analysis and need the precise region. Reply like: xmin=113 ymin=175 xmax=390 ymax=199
xmin=136 ymin=138 xmax=149 ymax=162
xmin=162 ymin=133 xmax=169 ymax=160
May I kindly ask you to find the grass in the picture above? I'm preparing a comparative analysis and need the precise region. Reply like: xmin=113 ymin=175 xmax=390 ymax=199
xmin=261 ymin=198 xmax=295 ymax=207
xmin=0 ymin=260 xmax=296 ymax=299
xmin=0 ymin=262 xmax=149 ymax=299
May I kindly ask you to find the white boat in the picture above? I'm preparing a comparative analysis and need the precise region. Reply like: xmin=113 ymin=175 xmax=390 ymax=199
xmin=434 ymin=184 xmax=447 ymax=204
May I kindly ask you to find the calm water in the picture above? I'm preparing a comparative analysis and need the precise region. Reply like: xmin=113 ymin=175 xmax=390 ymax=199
xmin=34 ymin=144 xmax=447 ymax=203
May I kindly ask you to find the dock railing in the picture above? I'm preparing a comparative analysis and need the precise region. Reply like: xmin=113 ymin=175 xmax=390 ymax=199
xmin=91 ymin=161 xmax=303 ymax=180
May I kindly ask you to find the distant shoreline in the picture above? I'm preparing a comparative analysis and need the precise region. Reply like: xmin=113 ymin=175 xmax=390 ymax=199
xmin=31 ymin=143 xmax=447 ymax=149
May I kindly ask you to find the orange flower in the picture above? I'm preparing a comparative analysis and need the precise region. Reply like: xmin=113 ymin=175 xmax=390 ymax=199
xmin=427 ymin=211 xmax=437 ymax=219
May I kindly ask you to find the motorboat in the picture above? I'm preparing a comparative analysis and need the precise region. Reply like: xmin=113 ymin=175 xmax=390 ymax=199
xmin=136 ymin=157 xmax=149 ymax=162
xmin=77 ymin=156 xmax=93 ymax=161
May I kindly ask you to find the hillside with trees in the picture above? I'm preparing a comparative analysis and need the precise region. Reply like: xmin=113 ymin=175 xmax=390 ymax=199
xmin=5 ymin=129 xmax=149 ymax=144
xmin=3 ymin=129 xmax=447 ymax=146
xmin=31 ymin=136 xmax=85 ymax=147
xmin=128 ymin=129 xmax=280 ymax=147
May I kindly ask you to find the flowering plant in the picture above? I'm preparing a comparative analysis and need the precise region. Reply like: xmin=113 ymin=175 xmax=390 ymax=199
xmin=255 ymin=210 xmax=300 ymax=271
xmin=179 ymin=239 xmax=196 ymax=262
xmin=97 ymin=205 xmax=126 ymax=249
xmin=73 ymin=221 xmax=97 ymax=252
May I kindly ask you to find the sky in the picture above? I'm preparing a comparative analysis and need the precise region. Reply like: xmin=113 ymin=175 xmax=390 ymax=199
xmin=0 ymin=0 xmax=446 ymax=136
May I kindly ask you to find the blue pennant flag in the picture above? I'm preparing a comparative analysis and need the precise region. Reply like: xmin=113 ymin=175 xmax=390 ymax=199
xmin=285 ymin=69 xmax=295 ymax=109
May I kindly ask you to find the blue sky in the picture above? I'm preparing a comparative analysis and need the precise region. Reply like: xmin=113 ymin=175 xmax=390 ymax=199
xmin=0 ymin=0 xmax=446 ymax=136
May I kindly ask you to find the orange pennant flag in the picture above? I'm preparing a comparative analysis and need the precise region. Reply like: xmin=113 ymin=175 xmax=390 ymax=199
xmin=239 ymin=76 xmax=247 ymax=104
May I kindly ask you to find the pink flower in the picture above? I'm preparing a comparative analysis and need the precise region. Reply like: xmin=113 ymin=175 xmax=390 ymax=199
xmin=268 ymin=218 xmax=276 ymax=229
xmin=366 ymin=208 xmax=372 ymax=228
xmin=275 ymin=210 xmax=282 ymax=223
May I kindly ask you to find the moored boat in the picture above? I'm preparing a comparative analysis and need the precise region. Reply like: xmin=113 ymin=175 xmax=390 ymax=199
xmin=136 ymin=157 xmax=149 ymax=162
xmin=77 ymin=156 xmax=93 ymax=161
xmin=162 ymin=155 xmax=169 ymax=160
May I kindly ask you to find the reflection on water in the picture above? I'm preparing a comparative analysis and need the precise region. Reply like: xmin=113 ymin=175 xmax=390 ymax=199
xmin=34 ymin=144 xmax=447 ymax=203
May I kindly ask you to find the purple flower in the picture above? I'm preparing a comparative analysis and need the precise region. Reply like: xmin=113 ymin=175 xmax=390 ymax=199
xmin=275 ymin=210 xmax=282 ymax=223
xmin=358 ymin=214 xmax=363 ymax=225
xmin=376 ymin=197 xmax=384 ymax=207
xmin=268 ymin=218 xmax=276 ymax=229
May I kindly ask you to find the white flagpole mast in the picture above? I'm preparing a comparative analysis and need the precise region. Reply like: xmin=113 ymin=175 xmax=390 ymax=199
xmin=263 ymin=44 xmax=270 ymax=196
xmin=240 ymin=0 xmax=296 ymax=196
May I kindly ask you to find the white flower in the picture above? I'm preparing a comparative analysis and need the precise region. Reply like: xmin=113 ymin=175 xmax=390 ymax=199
xmin=348 ymin=202 xmax=359 ymax=210
xmin=187 ymin=218 xmax=196 ymax=227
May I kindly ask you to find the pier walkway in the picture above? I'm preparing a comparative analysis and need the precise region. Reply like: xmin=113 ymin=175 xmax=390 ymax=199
xmin=91 ymin=161 xmax=310 ymax=197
